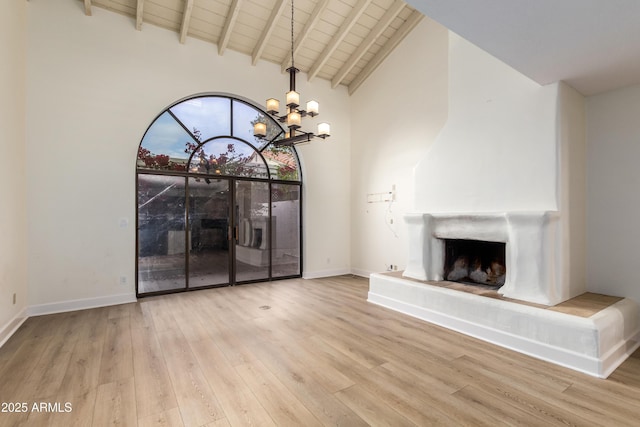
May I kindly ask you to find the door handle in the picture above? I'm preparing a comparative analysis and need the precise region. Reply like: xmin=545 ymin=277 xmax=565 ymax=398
xmin=234 ymin=225 xmax=239 ymax=243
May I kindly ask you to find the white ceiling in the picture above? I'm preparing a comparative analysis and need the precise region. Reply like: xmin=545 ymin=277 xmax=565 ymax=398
xmin=79 ymin=0 xmax=640 ymax=96
xmin=81 ymin=0 xmax=423 ymax=95
xmin=406 ymin=0 xmax=640 ymax=96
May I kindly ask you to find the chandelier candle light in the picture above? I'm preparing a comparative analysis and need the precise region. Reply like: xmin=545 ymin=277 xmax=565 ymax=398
xmin=253 ymin=0 xmax=330 ymax=146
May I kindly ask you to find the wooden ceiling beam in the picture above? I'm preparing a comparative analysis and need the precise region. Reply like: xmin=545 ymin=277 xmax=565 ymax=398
xmin=348 ymin=10 xmax=423 ymax=95
xmin=280 ymin=0 xmax=329 ymax=73
xmin=252 ymin=0 xmax=288 ymax=66
xmin=136 ymin=0 xmax=144 ymax=31
xmin=307 ymin=0 xmax=373 ymax=82
xmin=331 ymin=0 xmax=405 ymax=88
xmin=78 ymin=0 xmax=423 ymax=95
xmin=179 ymin=0 xmax=195 ymax=44
xmin=218 ymin=0 xmax=243 ymax=55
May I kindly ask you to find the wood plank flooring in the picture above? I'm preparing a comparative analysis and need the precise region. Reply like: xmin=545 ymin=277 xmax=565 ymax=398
xmin=1 ymin=275 xmax=639 ymax=426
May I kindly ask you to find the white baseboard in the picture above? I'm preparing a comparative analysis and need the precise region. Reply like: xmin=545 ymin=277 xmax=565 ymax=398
xmin=351 ymin=268 xmax=403 ymax=278
xmin=27 ymin=293 xmax=137 ymax=317
xmin=350 ymin=268 xmax=373 ymax=278
xmin=303 ymin=268 xmax=351 ymax=279
xmin=0 ymin=308 xmax=28 ymax=348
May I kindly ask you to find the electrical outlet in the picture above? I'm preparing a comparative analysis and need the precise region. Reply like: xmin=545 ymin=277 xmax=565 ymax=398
xmin=119 ymin=276 xmax=127 ymax=286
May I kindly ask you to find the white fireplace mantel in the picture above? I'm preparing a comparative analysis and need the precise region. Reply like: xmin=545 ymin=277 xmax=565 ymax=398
xmin=404 ymin=211 xmax=564 ymax=306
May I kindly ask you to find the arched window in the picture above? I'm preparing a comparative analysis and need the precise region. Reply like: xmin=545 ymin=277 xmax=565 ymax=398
xmin=136 ymin=94 xmax=302 ymax=296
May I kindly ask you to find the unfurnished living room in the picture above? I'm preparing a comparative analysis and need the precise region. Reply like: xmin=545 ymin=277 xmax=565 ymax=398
xmin=2 ymin=0 xmax=640 ymax=425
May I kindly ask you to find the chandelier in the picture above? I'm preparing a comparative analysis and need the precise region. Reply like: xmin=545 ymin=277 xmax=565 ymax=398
xmin=253 ymin=0 xmax=330 ymax=146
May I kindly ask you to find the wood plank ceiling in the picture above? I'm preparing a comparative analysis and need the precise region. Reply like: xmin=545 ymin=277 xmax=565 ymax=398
xmin=80 ymin=0 xmax=423 ymax=94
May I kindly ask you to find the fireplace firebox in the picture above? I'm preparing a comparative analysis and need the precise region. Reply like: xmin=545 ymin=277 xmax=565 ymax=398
xmin=444 ymin=239 xmax=506 ymax=286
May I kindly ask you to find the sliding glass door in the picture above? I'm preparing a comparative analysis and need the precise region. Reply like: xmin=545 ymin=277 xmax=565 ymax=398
xmin=271 ymin=183 xmax=301 ymax=278
xmin=187 ymin=178 xmax=273 ymax=288
xmin=188 ymin=178 xmax=231 ymax=288
xmin=234 ymin=180 xmax=270 ymax=283
xmin=137 ymin=175 xmax=301 ymax=296
xmin=137 ymin=174 xmax=187 ymax=293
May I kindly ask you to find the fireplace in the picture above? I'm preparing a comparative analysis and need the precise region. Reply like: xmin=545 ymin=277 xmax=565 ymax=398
xmin=444 ymin=239 xmax=506 ymax=286
xmin=361 ymin=95 xmax=640 ymax=379
xmin=402 ymin=211 xmax=562 ymax=305
xmin=366 ymin=33 xmax=639 ymax=378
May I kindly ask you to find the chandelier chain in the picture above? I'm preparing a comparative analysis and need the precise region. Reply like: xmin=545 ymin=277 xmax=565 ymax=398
xmin=254 ymin=0 xmax=330 ymax=146
xmin=290 ymin=0 xmax=295 ymax=70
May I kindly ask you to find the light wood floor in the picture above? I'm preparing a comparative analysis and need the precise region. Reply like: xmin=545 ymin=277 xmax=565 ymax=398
xmin=1 ymin=276 xmax=639 ymax=426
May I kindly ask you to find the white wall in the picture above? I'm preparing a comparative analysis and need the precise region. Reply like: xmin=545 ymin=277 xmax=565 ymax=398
xmin=297 ymin=80 xmax=352 ymax=278
xmin=414 ymin=33 xmax=559 ymax=213
xmin=557 ymin=82 xmax=587 ymax=301
xmin=587 ymin=83 xmax=640 ymax=303
xmin=26 ymin=0 xmax=351 ymax=309
xmin=0 ymin=0 xmax=28 ymax=340
xmin=349 ymin=18 xmax=449 ymax=276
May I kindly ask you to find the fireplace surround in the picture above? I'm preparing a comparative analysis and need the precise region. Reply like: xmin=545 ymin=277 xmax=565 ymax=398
xmin=403 ymin=211 xmax=563 ymax=305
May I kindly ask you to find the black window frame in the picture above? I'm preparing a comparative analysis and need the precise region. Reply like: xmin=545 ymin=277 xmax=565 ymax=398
xmin=135 ymin=93 xmax=303 ymax=298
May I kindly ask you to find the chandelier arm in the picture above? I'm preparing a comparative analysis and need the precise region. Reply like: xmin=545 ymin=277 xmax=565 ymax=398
xmin=255 ymin=0 xmax=330 ymax=144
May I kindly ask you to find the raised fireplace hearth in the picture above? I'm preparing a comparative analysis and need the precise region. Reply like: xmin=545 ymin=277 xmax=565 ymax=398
xmin=368 ymin=271 xmax=640 ymax=378
xmin=366 ymin=211 xmax=640 ymax=378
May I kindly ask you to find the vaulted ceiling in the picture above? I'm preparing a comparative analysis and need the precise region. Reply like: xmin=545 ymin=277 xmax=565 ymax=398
xmin=79 ymin=0 xmax=640 ymax=98
xmin=407 ymin=0 xmax=640 ymax=96
xmin=80 ymin=0 xmax=423 ymax=95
